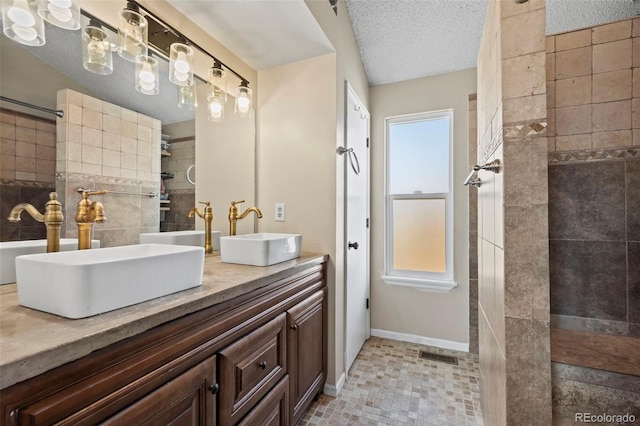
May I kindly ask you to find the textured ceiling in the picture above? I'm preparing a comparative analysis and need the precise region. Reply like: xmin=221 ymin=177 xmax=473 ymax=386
xmin=346 ymin=0 xmax=640 ymax=87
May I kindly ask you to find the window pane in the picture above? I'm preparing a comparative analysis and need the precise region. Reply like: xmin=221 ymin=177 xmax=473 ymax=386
xmin=389 ymin=117 xmax=449 ymax=194
xmin=393 ymin=198 xmax=446 ymax=273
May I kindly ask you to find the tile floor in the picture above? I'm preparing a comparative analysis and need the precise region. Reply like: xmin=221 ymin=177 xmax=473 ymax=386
xmin=299 ymin=337 xmax=484 ymax=425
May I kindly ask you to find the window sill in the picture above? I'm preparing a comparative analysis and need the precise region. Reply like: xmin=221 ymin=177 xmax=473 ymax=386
xmin=381 ymin=275 xmax=457 ymax=293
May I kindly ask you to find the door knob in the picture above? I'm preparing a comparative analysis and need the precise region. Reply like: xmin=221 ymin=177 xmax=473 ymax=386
xmin=348 ymin=241 xmax=359 ymax=250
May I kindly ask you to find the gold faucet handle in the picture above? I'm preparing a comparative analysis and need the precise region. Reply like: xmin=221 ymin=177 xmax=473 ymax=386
xmin=78 ymin=188 xmax=109 ymax=197
xmin=198 ymin=201 xmax=211 ymax=207
xmin=231 ymin=200 xmax=245 ymax=206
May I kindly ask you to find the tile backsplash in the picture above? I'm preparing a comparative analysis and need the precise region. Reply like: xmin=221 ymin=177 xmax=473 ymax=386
xmin=56 ymin=89 xmax=161 ymax=247
xmin=0 ymin=110 xmax=56 ymax=241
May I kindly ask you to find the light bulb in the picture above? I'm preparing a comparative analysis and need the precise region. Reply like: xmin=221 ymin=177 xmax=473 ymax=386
xmin=139 ymin=79 xmax=155 ymax=91
xmin=237 ymin=93 xmax=250 ymax=113
xmin=124 ymin=22 xmax=143 ymax=45
xmin=8 ymin=0 xmax=35 ymax=27
xmin=139 ymin=62 xmax=156 ymax=84
xmin=208 ymin=97 xmax=223 ymax=121
xmin=174 ymin=51 xmax=190 ymax=73
xmin=173 ymin=69 xmax=189 ymax=83
xmin=47 ymin=2 xmax=71 ymax=22
xmin=87 ymin=35 xmax=106 ymax=60
xmin=49 ymin=0 xmax=71 ymax=7
xmin=11 ymin=22 xmax=37 ymax=41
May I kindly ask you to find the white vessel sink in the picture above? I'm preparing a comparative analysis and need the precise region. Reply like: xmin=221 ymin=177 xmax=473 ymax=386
xmin=220 ymin=233 xmax=302 ymax=266
xmin=15 ymin=244 xmax=204 ymax=319
xmin=0 ymin=239 xmax=100 ymax=285
xmin=139 ymin=230 xmax=220 ymax=250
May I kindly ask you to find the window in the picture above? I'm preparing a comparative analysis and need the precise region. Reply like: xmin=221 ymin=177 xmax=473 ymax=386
xmin=382 ymin=109 xmax=456 ymax=292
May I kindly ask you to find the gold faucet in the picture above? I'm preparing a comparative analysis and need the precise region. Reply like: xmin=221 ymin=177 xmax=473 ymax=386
xmin=189 ymin=201 xmax=214 ymax=253
xmin=75 ymin=189 xmax=107 ymax=250
xmin=228 ymin=200 xmax=262 ymax=236
xmin=7 ymin=192 xmax=63 ymax=252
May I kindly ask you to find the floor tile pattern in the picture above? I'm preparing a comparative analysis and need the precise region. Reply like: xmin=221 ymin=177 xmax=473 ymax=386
xmin=299 ymin=337 xmax=484 ymax=425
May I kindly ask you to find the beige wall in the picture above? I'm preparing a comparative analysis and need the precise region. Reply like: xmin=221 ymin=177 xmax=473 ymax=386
xmin=256 ymin=1 xmax=369 ymax=391
xmin=196 ymin=88 xmax=256 ymax=237
xmin=477 ymin=1 xmax=551 ymax=425
xmin=257 ymin=52 xmax=339 ymax=387
xmin=369 ymin=68 xmax=476 ymax=348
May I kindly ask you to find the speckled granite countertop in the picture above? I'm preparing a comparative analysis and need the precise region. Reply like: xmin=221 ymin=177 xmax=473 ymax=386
xmin=0 ymin=252 xmax=327 ymax=390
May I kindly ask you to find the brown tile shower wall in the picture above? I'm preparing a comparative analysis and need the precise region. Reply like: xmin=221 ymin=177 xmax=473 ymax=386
xmin=0 ymin=110 xmax=56 ymax=241
xmin=477 ymin=1 xmax=551 ymax=425
xmin=546 ymin=18 xmax=640 ymax=337
xmin=56 ymin=89 xmax=161 ymax=247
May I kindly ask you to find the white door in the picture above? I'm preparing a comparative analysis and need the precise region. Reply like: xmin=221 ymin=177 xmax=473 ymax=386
xmin=344 ymin=83 xmax=370 ymax=373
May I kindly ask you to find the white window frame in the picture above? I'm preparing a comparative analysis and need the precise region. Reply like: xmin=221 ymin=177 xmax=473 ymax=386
xmin=381 ymin=109 xmax=457 ymax=292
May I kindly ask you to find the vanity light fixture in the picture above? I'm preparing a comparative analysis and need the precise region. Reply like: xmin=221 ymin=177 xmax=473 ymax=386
xmin=135 ymin=54 xmax=159 ymax=95
xmin=178 ymin=84 xmax=198 ymax=110
xmin=169 ymin=41 xmax=194 ymax=86
xmin=117 ymin=1 xmax=148 ymax=63
xmin=37 ymin=0 xmax=80 ymax=30
xmin=82 ymin=18 xmax=113 ymax=75
xmin=235 ymin=81 xmax=253 ymax=118
xmin=1 ymin=0 xmax=46 ymax=46
xmin=1 ymin=0 xmax=254 ymax=122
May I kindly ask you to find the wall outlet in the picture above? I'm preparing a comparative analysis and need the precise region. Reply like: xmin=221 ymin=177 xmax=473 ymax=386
xmin=275 ymin=203 xmax=286 ymax=222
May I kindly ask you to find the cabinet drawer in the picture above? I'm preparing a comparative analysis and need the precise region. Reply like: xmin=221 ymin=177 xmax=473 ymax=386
xmin=219 ymin=313 xmax=287 ymax=424
xmin=237 ymin=376 xmax=288 ymax=426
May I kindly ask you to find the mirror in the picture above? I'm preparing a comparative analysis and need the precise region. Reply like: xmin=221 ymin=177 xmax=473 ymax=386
xmin=0 ymin=13 xmax=255 ymax=246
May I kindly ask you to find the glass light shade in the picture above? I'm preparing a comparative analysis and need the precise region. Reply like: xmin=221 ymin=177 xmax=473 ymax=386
xmin=234 ymin=84 xmax=253 ymax=118
xmin=208 ymin=63 xmax=227 ymax=101
xmin=37 ymin=0 xmax=79 ymax=30
xmin=169 ymin=43 xmax=194 ymax=86
xmin=2 ymin=0 xmax=45 ymax=46
xmin=135 ymin=56 xmax=159 ymax=95
xmin=82 ymin=22 xmax=113 ymax=75
xmin=178 ymin=84 xmax=197 ymax=110
xmin=117 ymin=8 xmax=148 ymax=62
xmin=207 ymin=94 xmax=225 ymax=123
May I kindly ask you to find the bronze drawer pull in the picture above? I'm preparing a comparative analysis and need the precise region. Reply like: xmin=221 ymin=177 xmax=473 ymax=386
xmin=258 ymin=361 xmax=267 ymax=369
xmin=290 ymin=324 xmax=298 ymax=331
xmin=209 ymin=383 xmax=219 ymax=395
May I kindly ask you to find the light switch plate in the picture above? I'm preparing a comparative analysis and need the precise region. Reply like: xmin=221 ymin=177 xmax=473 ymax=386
xmin=275 ymin=203 xmax=286 ymax=222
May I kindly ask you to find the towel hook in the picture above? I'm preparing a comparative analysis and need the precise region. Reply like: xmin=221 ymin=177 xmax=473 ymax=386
xmin=337 ymin=146 xmax=361 ymax=175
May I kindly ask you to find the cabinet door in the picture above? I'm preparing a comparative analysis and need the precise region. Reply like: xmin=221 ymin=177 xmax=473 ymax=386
xmin=287 ymin=288 xmax=326 ymax=425
xmin=218 ymin=312 xmax=287 ymax=425
xmin=237 ymin=376 xmax=288 ymax=426
xmin=102 ymin=355 xmax=216 ymax=426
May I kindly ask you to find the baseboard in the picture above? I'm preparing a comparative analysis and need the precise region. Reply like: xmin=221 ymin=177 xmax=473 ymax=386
xmin=323 ymin=372 xmax=345 ymax=397
xmin=371 ymin=329 xmax=469 ymax=352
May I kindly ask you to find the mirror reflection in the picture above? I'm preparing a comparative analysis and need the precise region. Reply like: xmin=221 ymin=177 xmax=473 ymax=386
xmin=0 ymin=11 xmax=254 ymax=248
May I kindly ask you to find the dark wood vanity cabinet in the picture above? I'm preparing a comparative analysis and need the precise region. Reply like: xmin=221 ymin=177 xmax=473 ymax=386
xmin=287 ymin=289 xmax=326 ymax=425
xmin=0 ymin=262 xmax=327 ymax=426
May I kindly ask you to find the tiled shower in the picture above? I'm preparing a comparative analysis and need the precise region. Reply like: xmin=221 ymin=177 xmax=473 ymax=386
xmin=546 ymin=18 xmax=639 ymax=337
